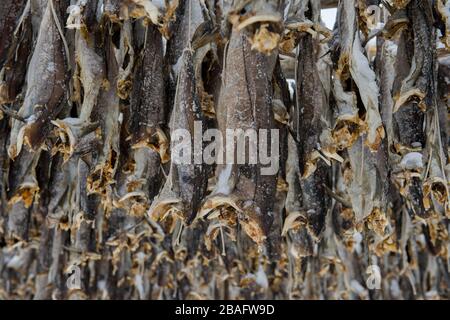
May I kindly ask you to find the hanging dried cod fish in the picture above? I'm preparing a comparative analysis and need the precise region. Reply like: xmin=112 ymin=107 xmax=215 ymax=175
xmin=149 ymin=49 xmax=207 ymax=225
xmin=6 ymin=0 xmax=69 ymax=242
xmin=166 ymin=0 xmax=205 ymax=71
xmin=130 ymin=23 xmax=169 ymax=163
xmin=332 ymin=0 xmax=385 ymax=152
xmin=391 ymin=0 xmax=436 ymax=219
xmin=53 ymin=0 xmax=104 ymax=160
xmin=9 ymin=0 xmax=68 ymax=158
xmin=199 ymin=30 xmax=278 ymax=245
xmin=292 ymin=0 xmax=332 ymax=242
xmin=0 ymin=0 xmax=31 ymax=104
xmin=87 ymin=18 xmax=121 ymax=203
xmin=0 ymin=0 xmax=28 ymax=70
xmin=330 ymin=0 xmax=387 ymax=225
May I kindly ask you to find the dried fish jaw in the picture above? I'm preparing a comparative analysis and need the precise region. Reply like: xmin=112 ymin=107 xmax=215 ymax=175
xmin=8 ymin=183 xmax=40 ymax=209
xmin=87 ymin=151 xmax=118 ymax=196
xmin=131 ymin=128 xmax=170 ymax=163
xmin=239 ymin=203 xmax=268 ymax=246
xmin=381 ymin=8 xmax=409 ymax=40
xmin=279 ymin=30 xmax=301 ymax=54
xmin=282 ymin=1 xmax=331 ymax=54
xmin=227 ymin=0 xmax=283 ymax=55
xmin=145 ymin=182 xmax=183 ymax=224
xmin=366 ymin=207 xmax=389 ymax=237
xmin=228 ymin=0 xmax=282 ymax=31
xmin=103 ymin=0 xmax=135 ymax=23
xmin=126 ymin=148 xmax=162 ymax=199
xmin=249 ymin=23 xmax=280 ymax=54
xmin=393 ymin=88 xmax=427 ymax=113
xmin=390 ymin=0 xmax=412 ymax=10
xmin=372 ymin=234 xmax=398 ymax=256
xmin=199 ymin=195 xmax=242 ymax=220
xmin=51 ymin=119 xmax=99 ymax=161
xmin=423 ymin=177 xmax=450 ymax=216
xmin=159 ymin=0 xmax=179 ymax=38
xmin=282 ymin=211 xmax=307 ymax=237
xmin=200 ymin=195 xmax=268 ymax=245
xmin=115 ymin=191 xmax=149 ymax=217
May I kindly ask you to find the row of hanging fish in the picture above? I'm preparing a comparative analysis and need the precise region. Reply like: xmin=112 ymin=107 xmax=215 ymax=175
xmin=0 ymin=0 xmax=449 ymax=300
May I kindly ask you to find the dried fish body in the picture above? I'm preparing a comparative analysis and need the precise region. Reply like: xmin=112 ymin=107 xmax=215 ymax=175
xmin=130 ymin=24 xmax=169 ymax=163
xmin=0 ymin=1 xmax=32 ymax=104
xmin=6 ymin=150 xmax=41 ymax=241
xmin=393 ymin=0 xmax=436 ymax=114
xmin=166 ymin=0 xmax=206 ymax=70
xmin=390 ymin=0 xmax=439 ymax=219
xmin=390 ymin=39 xmax=425 ymax=220
xmin=436 ymin=0 xmax=450 ymax=50
xmin=0 ymin=0 xmax=28 ymax=70
xmin=333 ymin=0 xmax=385 ymax=152
xmin=53 ymin=6 xmax=104 ymax=160
xmin=284 ymin=135 xmax=314 ymax=258
xmin=199 ymin=30 xmax=278 ymax=247
xmin=149 ymin=49 xmax=207 ymax=225
xmin=87 ymin=20 xmax=121 ymax=202
xmin=8 ymin=0 xmax=68 ymax=158
xmin=327 ymin=1 xmax=389 ymax=229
